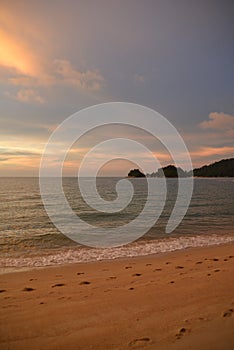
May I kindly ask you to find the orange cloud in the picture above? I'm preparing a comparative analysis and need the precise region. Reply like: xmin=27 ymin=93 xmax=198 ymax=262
xmin=199 ymin=112 xmax=234 ymax=131
xmin=54 ymin=59 xmax=104 ymax=92
xmin=0 ymin=1 xmax=45 ymax=78
xmin=0 ymin=144 xmax=42 ymax=176
xmin=0 ymin=4 xmax=44 ymax=78
xmin=0 ymin=4 xmax=104 ymax=96
xmin=7 ymin=60 xmax=105 ymax=93
xmin=190 ymin=146 xmax=234 ymax=158
xmin=0 ymin=28 xmax=35 ymax=75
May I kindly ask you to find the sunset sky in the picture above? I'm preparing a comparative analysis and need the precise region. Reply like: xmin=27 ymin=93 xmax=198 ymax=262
xmin=0 ymin=0 xmax=233 ymax=176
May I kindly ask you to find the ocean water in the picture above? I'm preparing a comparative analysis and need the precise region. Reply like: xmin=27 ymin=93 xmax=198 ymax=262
xmin=0 ymin=177 xmax=233 ymax=271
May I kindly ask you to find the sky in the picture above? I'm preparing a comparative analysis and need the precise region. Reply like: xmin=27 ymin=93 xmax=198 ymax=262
xmin=0 ymin=0 xmax=234 ymax=176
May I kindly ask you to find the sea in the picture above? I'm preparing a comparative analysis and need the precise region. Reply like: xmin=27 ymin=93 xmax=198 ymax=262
xmin=0 ymin=177 xmax=234 ymax=273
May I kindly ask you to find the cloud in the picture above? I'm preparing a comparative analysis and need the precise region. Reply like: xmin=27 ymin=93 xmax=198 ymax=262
xmin=7 ymin=60 xmax=105 ymax=92
xmin=0 ymin=147 xmax=40 ymax=157
xmin=0 ymin=145 xmax=42 ymax=175
xmin=5 ymin=60 xmax=105 ymax=95
xmin=199 ymin=112 xmax=234 ymax=131
xmin=188 ymin=145 xmax=234 ymax=168
xmin=0 ymin=3 xmax=48 ymax=79
xmin=0 ymin=4 xmax=105 ymax=98
xmin=175 ymin=112 xmax=234 ymax=168
xmin=190 ymin=146 xmax=234 ymax=158
xmin=0 ymin=27 xmax=40 ymax=76
xmin=54 ymin=59 xmax=104 ymax=92
xmin=5 ymin=89 xmax=45 ymax=104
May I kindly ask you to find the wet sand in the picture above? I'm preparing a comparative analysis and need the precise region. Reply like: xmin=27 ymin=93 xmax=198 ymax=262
xmin=0 ymin=242 xmax=234 ymax=349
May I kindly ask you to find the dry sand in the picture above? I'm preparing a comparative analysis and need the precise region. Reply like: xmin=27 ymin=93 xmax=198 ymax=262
xmin=0 ymin=243 xmax=234 ymax=350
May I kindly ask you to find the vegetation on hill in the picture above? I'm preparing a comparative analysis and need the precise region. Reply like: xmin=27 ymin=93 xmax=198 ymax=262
xmin=129 ymin=158 xmax=234 ymax=178
xmin=191 ymin=158 xmax=234 ymax=177
xmin=149 ymin=165 xmax=188 ymax=178
xmin=128 ymin=169 xmax=146 ymax=177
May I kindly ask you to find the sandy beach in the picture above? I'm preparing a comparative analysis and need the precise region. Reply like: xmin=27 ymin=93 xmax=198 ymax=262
xmin=0 ymin=242 xmax=233 ymax=350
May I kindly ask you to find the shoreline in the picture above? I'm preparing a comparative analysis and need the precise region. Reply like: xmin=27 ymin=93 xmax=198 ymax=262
xmin=1 ymin=242 xmax=234 ymax=349
xmin=1 ymin=233 xmax=234 ymax=275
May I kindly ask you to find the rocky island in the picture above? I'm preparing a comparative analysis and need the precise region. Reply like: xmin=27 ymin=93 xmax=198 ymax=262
xmin=128 ymin=169 xmax=146 ymax=177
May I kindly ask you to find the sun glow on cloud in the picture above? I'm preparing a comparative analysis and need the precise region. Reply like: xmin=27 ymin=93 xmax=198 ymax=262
xmin=0 ymin=2 xmax=105 ymax=107
xmin=0 ymin=28 xmax=40 ymax=76
xmin=0 ymin=145 xmax=41 ymax=176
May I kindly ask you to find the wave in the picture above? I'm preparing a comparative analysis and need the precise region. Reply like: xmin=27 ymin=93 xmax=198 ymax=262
xmin=1 ymin=233 xmax=233 ymax=273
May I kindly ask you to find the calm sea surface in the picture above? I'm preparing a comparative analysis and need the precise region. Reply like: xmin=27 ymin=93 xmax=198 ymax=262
xmin=0 ymin=177 xmax=233 ymax=271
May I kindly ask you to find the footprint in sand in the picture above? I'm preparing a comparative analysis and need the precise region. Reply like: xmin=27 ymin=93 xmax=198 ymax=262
xmin=212 ymin=258 xmax=219 ymax=261
xmin=195 ymin=261 xmax=203 ymax=264
xmin=129 ymin=287 xmax=134 ymax=290
xmin=154 ymin=268 xmax=162 ymax=272
xmin=175 ymin=327 xmax=188 ymax=339
xmin=128 ymin=337 xmax=151 ymax=348
xmin=77 ymin=272 xmax=84 ymax=275
xmin=146 ymin=263 xmax=152 ymax=266
xmin=79 ymin=281 xmax=90 ymax=285
xmin=23 ymin=287 xmax=35 ymax=292
xmin=52 ymin=283 xmax=65 ymax=288
xmin=125 ymin=266 xmax=132 ymax=269
xmin=175 ymin=266 xmax=184 ymax=269
xmin=222 ymin=309 xmax=233 ymax=318
xmin=214 ymin=269 xmax=220 ymax=272
xmin=0 ymin=289 xmax=6 ymax=293
xmin=133 ymin=273 xmax=142 ymax=277
xmin=107 ymin=276 xmax=117 ymax=280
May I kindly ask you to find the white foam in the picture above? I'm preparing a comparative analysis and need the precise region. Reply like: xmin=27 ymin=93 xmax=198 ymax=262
xmin=0 ymin=234 xmax=233 ymax=273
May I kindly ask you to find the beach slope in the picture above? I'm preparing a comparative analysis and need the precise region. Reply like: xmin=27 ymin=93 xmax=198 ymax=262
xmin=0 ymin=243 xmax=234 ymax=349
